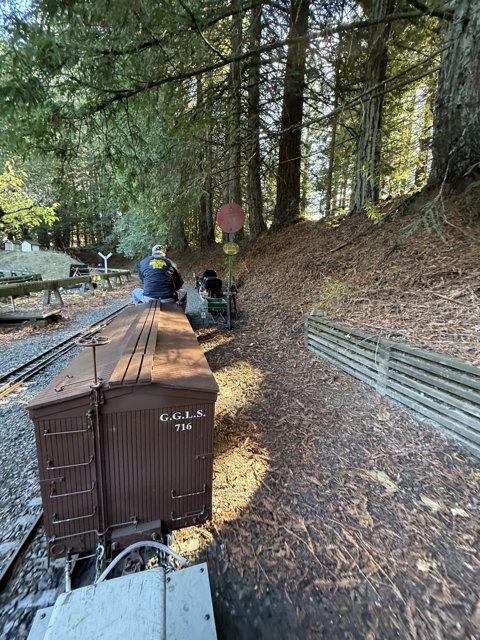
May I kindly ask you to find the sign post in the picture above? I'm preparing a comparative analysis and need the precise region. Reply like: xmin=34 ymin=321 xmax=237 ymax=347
xmin=98 ymin=251 xmax=112 ymax=274
xmin=216 ymin=203 xmax=245 ymax=329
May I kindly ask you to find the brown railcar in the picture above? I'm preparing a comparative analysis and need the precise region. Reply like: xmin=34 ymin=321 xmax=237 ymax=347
xmin=28 ymin=301 xmax=218 ymax=560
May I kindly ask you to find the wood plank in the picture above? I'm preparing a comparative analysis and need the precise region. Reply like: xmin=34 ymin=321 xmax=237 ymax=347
xmin=137 ymin=305 xmax=160 ymax=385
xmin=0 ymin=276 xmax=92 ymax=298
xmin=387 ymin=387 xmax=480 ymax=457
xmin=388 ymin=341 xmax=480 ymax=378
xmin=306 ymin=340 xmax=378 ymax=386
xmin=308 ymin=316 xmax=377 ymax=342
xmin=151 ymin=305 xmax=219 ymax=394
xmin=307 ymin=324 xmax=381 ymax=362
xmin=307 ymin=333 xmax=380 ymax=376
xmin=308 ymin=325 xmax=381 ymax=353
xmin=389 ymin=359 xmax=480 ymax=405
xmin=389 ymin=349 xmax=480 ymax=391
xmin=386 ymin=379 xmax=480 ymax=440
xmin=309 ymin=316 xmax=480 ymax=379
xmin=308 ymin=316 xmax=379 ymax=345
xmin=125 ymin=302 xmax=159 ymax=385
xmin=306 ymin=315 xmax=480 ymax=457
xmin=307 ymin=343 xmax=377 ymax=387
xmin=388 ymin=369 xmax=480 ymax=420
xmin=109 ymin=304 xmax=156 ymax=386
xmin=122 ymin=303 xmax=154 ymax=384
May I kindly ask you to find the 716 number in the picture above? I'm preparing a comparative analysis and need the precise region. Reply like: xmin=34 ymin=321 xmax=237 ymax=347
xmin=175 ymin=423 xmax=192 ymax=432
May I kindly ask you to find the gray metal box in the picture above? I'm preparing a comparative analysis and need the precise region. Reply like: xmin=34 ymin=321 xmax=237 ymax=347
xmin=28 ymin=564 xmax=217 ymax=640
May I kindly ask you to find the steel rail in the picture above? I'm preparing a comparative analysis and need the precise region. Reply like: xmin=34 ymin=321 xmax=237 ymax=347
xmin=0 ymin=511 xmax=44 ymax=592
xmin=0 ymin=303 xmax=130 ymax=398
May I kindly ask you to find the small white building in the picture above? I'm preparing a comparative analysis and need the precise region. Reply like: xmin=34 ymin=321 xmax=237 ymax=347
xmin=21 ymin=240 xmax=41 ymax=252
xmin=4 ymin=240 xmax=21 ymax=251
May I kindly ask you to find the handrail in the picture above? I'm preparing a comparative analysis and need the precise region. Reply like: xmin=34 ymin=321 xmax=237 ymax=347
xmin=0 ymin=271 xmax=131 ymax=299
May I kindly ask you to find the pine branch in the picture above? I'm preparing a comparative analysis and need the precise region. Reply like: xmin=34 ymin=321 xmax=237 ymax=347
xmin=0 ymin=203 xmax=52 ymax=216
xmin=279 ymin=43 xmax=447 ymax=137
xmin=94 ymin=1 xmax=262 ymax=57
xmin=302 ymin=62 xmax=442 ymax=132
xmin=177 ymin=0 xmax=228 ymax=61
xmin=86 ymin=10 xmax=428 ymax=114
xmin=405 ymin=0 xmax=453 ymax=20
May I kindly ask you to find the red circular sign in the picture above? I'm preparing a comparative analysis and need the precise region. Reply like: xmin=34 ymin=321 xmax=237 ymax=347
xmin=216 ymin=203 xmax=245 ymax=233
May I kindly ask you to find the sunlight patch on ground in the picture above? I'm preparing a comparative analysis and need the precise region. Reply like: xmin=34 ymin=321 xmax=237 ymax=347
xmin=212 ymin=436 xmax=270 ymax=524
xmin=171 ymin=360 xmax=270 ymax=561
xmin=212 ymin=360 xmax=269 ymax=522
xmin=214 ymin=360 xmax=264 ymax=413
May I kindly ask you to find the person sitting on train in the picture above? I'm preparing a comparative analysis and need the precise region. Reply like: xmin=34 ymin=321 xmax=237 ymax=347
xmin=132 ymin=244 xmax=187 ymax=310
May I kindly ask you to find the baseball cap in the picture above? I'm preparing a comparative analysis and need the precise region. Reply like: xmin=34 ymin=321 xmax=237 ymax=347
xmin=152 ymin=244 xmax=165 ymax=257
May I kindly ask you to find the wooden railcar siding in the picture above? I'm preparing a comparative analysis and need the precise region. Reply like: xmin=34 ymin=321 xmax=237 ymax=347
xmin=29 ymin=302 xmax=218 ymax=559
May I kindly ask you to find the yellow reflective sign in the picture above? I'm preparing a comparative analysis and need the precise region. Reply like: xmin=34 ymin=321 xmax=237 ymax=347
xmin=223 ymin=242 xmax=239 ymax=256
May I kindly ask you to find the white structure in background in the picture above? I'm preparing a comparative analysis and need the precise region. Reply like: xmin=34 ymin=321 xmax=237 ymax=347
xmin=4 ymin=240 xmax=22 ymax=251
xmin=98 ymin=251 xmax=112 ymax=273
xmin=3 ymin=240 xmax=41 ymax=251
xmin=21 ymin=240 xmax=41 ymax=252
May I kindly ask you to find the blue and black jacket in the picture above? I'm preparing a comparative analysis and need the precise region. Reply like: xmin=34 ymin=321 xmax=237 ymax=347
xmin=139 ymin=256 xmax=184 ymax=299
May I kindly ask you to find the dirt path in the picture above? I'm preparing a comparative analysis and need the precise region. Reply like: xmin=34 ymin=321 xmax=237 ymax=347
xmin=175 ymin=308 xmax=480 ymax=639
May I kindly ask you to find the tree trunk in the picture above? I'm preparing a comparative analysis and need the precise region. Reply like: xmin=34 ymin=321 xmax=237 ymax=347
xmin=325 ymin=66 xmax=341 ymax=218
xmin=272 ymin=0 xmax=310 ymax=230
xmin=173 ymin=217 xmax=188 ymax=252
xmin=247 ymin=5 xmax=266 ymax=239
xmin=196 ymin=77 xmax=215 ymax=248
xmin=227 ymin=0 xmax=243 ymax=207
xmin=429 ymin=1 xmax=480 ymax=183
xmin=414 ymin=82 xmax=434 ymax=187
xmin=352 ymin=0 xmax=395 ymax=214
xmin=200 ymin=166 xmax=215 ymax=246
xmin=324 ymin=4 xmax=346 ymax=219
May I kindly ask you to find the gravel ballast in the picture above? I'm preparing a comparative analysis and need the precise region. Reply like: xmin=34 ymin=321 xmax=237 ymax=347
xmin=0 ymin=297 xmax=131 ymax=639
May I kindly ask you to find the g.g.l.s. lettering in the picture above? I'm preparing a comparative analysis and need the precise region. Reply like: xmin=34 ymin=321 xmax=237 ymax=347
xmin=159 ymin=408 xmax=205 ymax=432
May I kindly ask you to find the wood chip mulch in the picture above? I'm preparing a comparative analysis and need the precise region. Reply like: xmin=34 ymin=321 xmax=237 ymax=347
xmin=174 ymin=204 xmax=480 ymax=639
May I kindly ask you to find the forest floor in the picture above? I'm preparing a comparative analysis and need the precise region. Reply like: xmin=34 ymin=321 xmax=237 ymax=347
xmin=172 ymin=188 xmax=480 ymax=639
xmin=1 ymin=186 xmax=479 ymax=638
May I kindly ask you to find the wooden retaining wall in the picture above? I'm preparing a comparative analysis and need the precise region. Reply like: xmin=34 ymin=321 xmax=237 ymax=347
xmin=305 ymin=312 xmax=480 ymax=458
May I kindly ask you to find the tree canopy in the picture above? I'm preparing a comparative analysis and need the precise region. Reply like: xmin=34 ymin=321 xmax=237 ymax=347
xmin=0 ymin=0 xmax=477 ymax=254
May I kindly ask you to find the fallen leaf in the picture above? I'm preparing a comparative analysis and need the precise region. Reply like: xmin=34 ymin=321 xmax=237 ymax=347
xmin=420 ymin=495 xmax=443 ymax=513
xmin=417 ymin=558 xmax=438 ymax=573
xmin=451 ymin=507 xmax=470 ymax=518
xmin=367 ymin=470 xmax=399 ymax=493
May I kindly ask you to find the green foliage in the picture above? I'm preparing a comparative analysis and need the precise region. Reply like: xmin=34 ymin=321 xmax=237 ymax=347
xmin=324 ymin=207 xmax=350 ymax=227
xmin=0 ymin=161 xmax=59 ymax=236
xmin=402 ymin=195 xmax=448 ymax=244
xmin=114 ymin=208 xmax=168 ymax=258
xmin=0 ymin=0 xmax=455 ymax=253
xmin=378 ymin=16 xmax=440 ymax=198
xmin=365 ymin=201 xmax=382 ymax=223
xmin=317 ymin=277 xmax=353 ymax=308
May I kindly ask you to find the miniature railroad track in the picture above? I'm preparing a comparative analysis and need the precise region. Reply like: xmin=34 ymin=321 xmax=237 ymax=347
xmin=0 ymin=305 xmax=130 ymax=592
xmin=0 ymin=303 xmax=130 ymax=400
xmin=0 ymin=511 xmax=43 ymax=592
